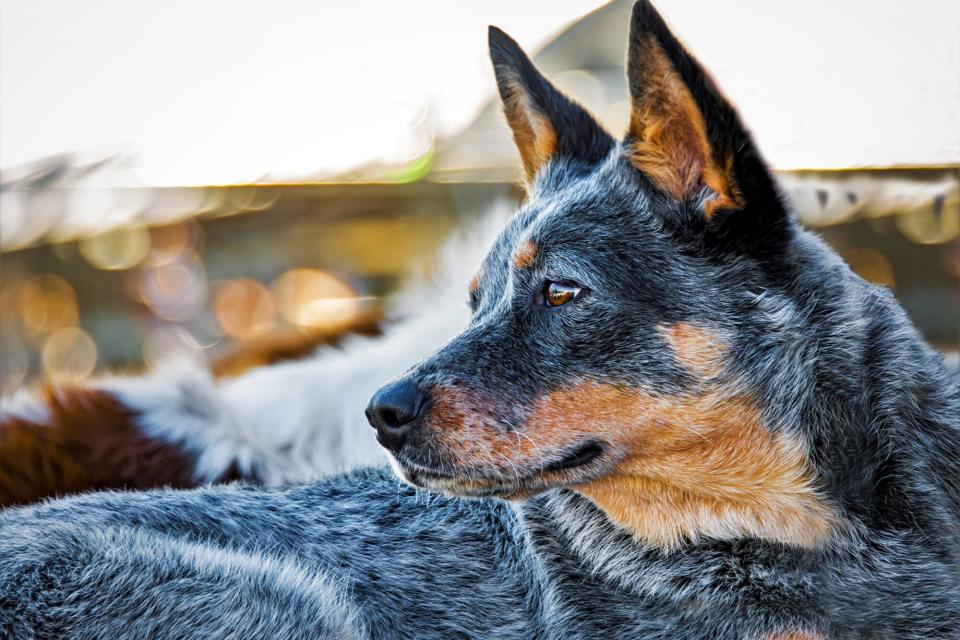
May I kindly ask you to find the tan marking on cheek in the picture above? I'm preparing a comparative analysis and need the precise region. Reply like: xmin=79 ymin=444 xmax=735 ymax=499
xmin=423 ymin=387 xmax=502 ymax=444
xmin=528 ymin=382 xmax=837 ymax=550
xmin=658 ymin=322 xmax=727 ymax=379
xmin=423 ymin=387 xmax=477 ymax=433
xmin=512 ymin=241 xmax=538 ymax=269
xmin=626 ymin=36 xmax=742 ymax=218
xmin=423 ymin=386 xmax=561 ymax=468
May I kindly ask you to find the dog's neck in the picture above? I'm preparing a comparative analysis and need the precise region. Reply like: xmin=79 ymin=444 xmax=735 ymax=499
xmin=571 ymin=396 xmax=838 ymax=550
xmin=516 ymin=488 xmax=824 ymax=601
xmin=574 ymin=441 xmax=838 ymax=551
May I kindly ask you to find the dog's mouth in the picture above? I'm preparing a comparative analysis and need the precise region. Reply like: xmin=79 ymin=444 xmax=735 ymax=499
xmin=394 ymin=440 xmax=608 ymax=499
xmin=541 ymin=440 xmax=604 ymax=472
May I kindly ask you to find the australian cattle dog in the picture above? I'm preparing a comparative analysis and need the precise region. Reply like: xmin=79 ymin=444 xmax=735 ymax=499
xmin=2 ymin=2 xmax=958 ymax=637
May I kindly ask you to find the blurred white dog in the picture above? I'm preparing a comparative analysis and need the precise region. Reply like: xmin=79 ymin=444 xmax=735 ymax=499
xmin=0 ymin=204 xmax=509 ymax=505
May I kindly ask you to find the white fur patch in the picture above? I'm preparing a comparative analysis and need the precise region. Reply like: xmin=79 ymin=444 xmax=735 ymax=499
xmin=0 ymin=388 xmax=50 ymax=423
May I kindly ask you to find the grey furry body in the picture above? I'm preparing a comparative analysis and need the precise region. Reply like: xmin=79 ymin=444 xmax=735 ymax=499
xmin=3 ymin=2 xmax=960 ymax=637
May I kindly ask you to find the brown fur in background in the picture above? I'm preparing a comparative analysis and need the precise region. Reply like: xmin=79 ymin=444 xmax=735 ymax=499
xmin=0 ymin=310 xmax=382 ymax=508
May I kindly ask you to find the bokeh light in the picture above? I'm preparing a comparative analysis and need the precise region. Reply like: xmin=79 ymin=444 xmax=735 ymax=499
xmin=18 ymin=274 xmax=79 ymax=341
xmin=41 ymin=326 xmax=97 ymax=380
xmin=214 ymin=278 xmax=276 ymax=339
xmin=271 ymin=268 xmax=360 ymax=331
xmin=0 ymin=337 xmax=31 ymax=389
xmin=79 ymin=225 xmax=151 ymax=270
xmin=143 ymin=325 xmax=205 ymax=367
xmin=146 ymin=221 xmax=201 ymax=267
xmin=895 ymin=207 xmax=960 ymax=246
xmin=0 ymin=280 xmax=24 ymax=324
xmin=137 ymin=254 xmax=208 ymax=322
xmin=842 ymin=248 xmax=897 ymax=289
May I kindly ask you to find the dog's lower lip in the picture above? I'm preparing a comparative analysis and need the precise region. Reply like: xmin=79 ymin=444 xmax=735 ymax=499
xmin=399 ymin=460 xmax=457 ymax=481
xmin=543 ymin=441 xmax=604 ymax=472
xmin=397 ymin=442 xmax=605 ymax=495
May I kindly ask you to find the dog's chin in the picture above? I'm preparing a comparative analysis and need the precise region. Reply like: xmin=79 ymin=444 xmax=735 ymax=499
xmin=388 ymin=440 xmax=609 ymax=501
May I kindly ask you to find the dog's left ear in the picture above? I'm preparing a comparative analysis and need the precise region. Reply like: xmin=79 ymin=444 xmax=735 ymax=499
xmin=625 ymin=1 xmax=787 ymax=229
xmin=489 ymin=26 xmax=615 ymax=183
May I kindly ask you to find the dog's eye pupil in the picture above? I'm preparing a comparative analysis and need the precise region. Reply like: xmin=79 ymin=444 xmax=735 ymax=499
xmin=544 ymin=281 xmax=580 ymax=307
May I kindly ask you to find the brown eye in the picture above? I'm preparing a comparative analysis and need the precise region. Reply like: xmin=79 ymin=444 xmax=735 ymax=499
xmin=544 ymin=281 xmax=581 ymax=307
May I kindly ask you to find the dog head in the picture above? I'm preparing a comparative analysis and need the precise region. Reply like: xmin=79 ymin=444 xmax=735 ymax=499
xmin=367 ymin=0 xmax=839 ymax=549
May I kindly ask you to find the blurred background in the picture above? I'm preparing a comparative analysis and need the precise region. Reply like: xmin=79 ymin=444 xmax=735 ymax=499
xmin=1 ymin=0 xmax=958 ymax=391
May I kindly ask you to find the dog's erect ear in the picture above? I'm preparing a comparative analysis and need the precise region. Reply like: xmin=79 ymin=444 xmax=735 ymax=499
xmin=625 ymin=1 xmax=784 ymax=224
xmin=489 ymin=26 xmax=615 ymax=182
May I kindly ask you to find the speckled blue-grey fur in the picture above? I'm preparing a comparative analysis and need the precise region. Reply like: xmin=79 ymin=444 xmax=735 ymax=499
xmin=2 ymin=1 xmax=959 ymax=638
xmin=3 ymin=456 xmax=958 ymax=638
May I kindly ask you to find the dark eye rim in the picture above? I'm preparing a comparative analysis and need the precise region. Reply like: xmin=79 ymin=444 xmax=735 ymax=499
xmin=534 ymin=279 xmax=587 ymax=308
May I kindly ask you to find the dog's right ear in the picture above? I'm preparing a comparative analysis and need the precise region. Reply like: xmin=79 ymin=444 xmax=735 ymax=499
xmin=489 ymin=26 xmax=614 ymax=183
xmin=623 ymin=1 xmax=787 ymax=224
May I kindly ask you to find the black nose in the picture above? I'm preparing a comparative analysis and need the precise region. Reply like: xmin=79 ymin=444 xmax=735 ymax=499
xmin=365 ymin=378 xmax=425 ymax=453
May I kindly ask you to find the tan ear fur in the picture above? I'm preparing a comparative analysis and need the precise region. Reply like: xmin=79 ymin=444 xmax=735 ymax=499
xmin=499 ymin=74 xmax=558 ymax=181
xmin=626 ymin=35 xmax=742 ymax=217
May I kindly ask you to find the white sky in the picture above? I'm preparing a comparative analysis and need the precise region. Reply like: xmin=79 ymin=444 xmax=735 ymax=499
xmin=1 ymin=0 xmax=958 ymax=186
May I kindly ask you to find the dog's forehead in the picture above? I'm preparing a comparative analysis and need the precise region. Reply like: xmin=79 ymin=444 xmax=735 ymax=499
xmin=483 ymin=156 xmax=653 ymax=277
